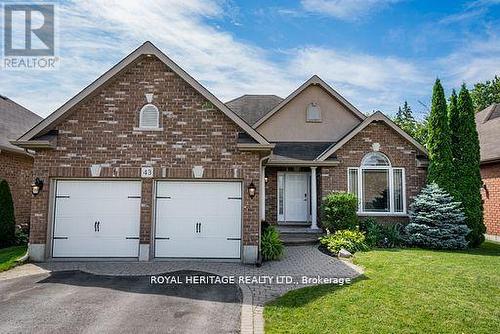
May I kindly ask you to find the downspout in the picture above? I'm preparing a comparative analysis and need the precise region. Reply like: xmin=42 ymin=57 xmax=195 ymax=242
xmin=257 ymin=152 xmax=271 ymax=266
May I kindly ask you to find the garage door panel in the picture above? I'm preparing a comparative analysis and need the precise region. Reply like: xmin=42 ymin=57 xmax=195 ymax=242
xmin=54 ymin=237 xmax=139 ymax=258
xmin=53 ymin=180 xmax=141 ymax=258
xmin=155 ymin=181 xmax=241 ymax=259
xmin=156 ymin=238 xmax=240 ymax=259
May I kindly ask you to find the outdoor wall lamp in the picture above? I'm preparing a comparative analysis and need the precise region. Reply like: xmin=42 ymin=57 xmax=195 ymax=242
xmin=31 ymin=178 xmax=43 ymax=196
xmin=248 ymin=181 xmax=256 ymax=199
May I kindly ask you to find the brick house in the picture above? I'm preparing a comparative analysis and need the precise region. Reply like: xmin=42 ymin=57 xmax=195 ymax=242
xmin=476 ymin=104 xmax=500 ymax=241
xmin=0 ymin=95 xmax=42 ymax=228
xmin=14 ymin=42 xmax=427 ymax=263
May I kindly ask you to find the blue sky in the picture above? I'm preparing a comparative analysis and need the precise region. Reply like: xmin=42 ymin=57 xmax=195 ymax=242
xmin=1 ymin=0 xmax=499 ymax=119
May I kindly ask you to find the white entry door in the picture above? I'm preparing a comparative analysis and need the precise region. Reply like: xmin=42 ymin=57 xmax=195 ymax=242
xmin=52 ymin=180 xmax=141 ymax=258
xmin=155 ymin=181 xmax=241 ymax=259
xmin=279 ymin=173 xmax=310 ymax=222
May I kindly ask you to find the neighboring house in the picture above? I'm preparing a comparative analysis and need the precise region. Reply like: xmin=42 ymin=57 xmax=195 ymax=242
xmin=0 ymin=95 xmax=42 ymax=227
xmin=476 ymin=104 xmax=500 ymax=241
xmin=13 ymin=42 xmax=427 ymax=263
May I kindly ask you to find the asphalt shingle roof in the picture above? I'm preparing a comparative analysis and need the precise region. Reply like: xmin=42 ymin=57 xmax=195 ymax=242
xmin=271 ymin=142 xmax=334 ymax=161
xmin=475 ymin=103 xmax=500 ymax=163
xmin=0 ymin=95 xmax=42 ymax=154
xmin=226 ymin=95 xmax=283 ymax=125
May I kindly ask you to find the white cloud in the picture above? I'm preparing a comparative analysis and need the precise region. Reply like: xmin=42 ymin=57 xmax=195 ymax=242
xmin=300 ymin=0 xmax=400 ymax=20
xmin=440 ymin=36 xmax=500 ymax=87
xmin=0 ymin=0 xmax=497 ymax=120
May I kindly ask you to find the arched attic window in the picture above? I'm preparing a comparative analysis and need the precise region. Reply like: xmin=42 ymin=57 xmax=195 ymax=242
xmin=139 ymin=104 xmax=159 ymax=128
xmin=348 ymin=152 xmax=406 ymax=214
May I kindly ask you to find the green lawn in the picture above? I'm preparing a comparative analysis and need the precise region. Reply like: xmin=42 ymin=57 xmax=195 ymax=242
xmin=265 ymin=242 xmax=500 ymax=334
xmin=0 ymin=245 xmax=27 ymax=272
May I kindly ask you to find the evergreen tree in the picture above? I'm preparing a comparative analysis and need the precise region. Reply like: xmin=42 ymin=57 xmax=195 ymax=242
xmin=448 ymin=89 xmax=460 ymax=188
xmin=405 ymin=183 xmax=469 ymax=250
xmin=427 ymin=79 xmax=454 ymax=194
xmin=455 ymin=84 xmax=485 ymax=246
xmin=0 ymin=179 xmax=15 ymax=248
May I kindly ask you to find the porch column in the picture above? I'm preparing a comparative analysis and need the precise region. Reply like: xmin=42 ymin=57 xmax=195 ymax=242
xmin=310 ymin=167 xmax=319 ymax=230
xmin=260 ymin=166 xmax=266 ymax=222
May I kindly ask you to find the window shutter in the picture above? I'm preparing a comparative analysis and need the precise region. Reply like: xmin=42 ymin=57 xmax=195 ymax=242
xmin=140 ymin=104 xmax=159 ymax=128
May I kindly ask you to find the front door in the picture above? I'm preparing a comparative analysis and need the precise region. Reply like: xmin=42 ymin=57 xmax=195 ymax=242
xmin=278 ymin=172 xmax=310 ymax=222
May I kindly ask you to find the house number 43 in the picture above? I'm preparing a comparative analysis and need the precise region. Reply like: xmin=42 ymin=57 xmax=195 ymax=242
xmin=141 ymin=166 xmax=154 ymax=178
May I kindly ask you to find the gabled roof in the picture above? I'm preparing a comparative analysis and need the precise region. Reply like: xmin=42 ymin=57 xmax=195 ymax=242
xmin=315 ymin=111 xmax=428 ymax=161
xmin=14 ymin=41 xmax=269 ymax=146
xmin=475 ymin=103 xmax=500 ymax=163
xmin=226 ymin=95 xmax=283 ymax=125
xmin=253 ymin=75 xmax=366 ymax=128
xmin=0 ymin=95 xmax=42 ymax=154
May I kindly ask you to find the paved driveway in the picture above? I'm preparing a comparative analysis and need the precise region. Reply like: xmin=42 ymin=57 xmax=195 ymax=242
xmin=0 ymin=270 xmax=241 ymax=334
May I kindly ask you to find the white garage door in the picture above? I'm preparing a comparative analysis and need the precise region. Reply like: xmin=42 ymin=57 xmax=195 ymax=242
xmin=155 ymin=181 xmax=241 ymax=259
xmin=52 ymin=180 xmax=141 ymax=258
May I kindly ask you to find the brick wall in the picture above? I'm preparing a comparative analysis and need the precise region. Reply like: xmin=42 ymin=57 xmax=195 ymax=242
xmin=0 ymin=151 xmax=33 ymax=226
xmin=481 ymin=163 xmax=500 ymax=236
xmin=30 ymin=55 xmax=261 ymax=248
xmin=321 ymin=121 xmax=427 ymax=223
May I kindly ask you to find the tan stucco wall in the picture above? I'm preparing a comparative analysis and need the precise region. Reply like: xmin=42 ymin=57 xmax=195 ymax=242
xmin=257 ymin=85 xmax=362 ymax=142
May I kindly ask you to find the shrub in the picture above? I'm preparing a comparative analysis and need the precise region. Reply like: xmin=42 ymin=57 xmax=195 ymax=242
xmin=319 ymin=229 xmax=368 ymax=255
xmin=0 ymin=179 xmax=15 ymax=248
xmin=381 ymin=223 xmax=404 ymax=248
xmin=321 ymin=192 xmax=359 ymax=232
xmin=261 ymin=226 xmax=284 ymax=261
xmin=404 ymin=183 xmax=469 ymax=250
xmin=359 ymin=218 xmax=404 ymax=248
xmin=359 ymin=218 xmax=382 ymax=247
xmin=15 ymin=223 xmax=29 ymax=246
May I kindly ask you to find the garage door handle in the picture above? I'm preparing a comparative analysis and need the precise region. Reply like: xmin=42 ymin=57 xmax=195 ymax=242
xmin=227 ymin=237 xmax=240 ymax=241
xmin=54 ymin=236 xmax=68 ymax=240
xmin=155 ymin=237 xmax=170 ymax=240
xmin=227 ymin=197 xmax=241 ymax=200
xmin=125 ymin=237 xmax=139 ymax=240
xmin=94 ymin=221 xmax=100 ymax=232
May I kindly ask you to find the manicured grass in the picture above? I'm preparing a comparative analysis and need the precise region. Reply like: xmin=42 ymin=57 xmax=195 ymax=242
xmin=0 ymin=245 xmax=27 ymax=272
xmin=265 ymin=242 xmax=500 ymax=334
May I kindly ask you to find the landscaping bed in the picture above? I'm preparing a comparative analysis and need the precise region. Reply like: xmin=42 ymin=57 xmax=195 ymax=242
xmin=264 ymin=241 xmax=500 ymax=334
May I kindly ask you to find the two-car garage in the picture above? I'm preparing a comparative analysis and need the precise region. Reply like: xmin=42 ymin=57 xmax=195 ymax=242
xmin=52 ymin=180 xmax=242 ymax=260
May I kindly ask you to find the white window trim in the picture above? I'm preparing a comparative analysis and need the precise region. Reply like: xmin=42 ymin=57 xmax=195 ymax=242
xmin=139 ymin=103 xmax=160 ymax=129
xmin=347 ymin=165 xmax=407 ymax=216
xmin=277 ymin=172 xmax=285 ymax=222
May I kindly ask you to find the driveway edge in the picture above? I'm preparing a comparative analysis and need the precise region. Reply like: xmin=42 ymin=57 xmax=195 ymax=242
xmin=240 ymin=283 xmax=264 ymax=334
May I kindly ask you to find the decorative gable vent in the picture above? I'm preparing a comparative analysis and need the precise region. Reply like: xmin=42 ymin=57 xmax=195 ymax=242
xmin=306 ymin=102 xmax=322 ymax=122
xmin=139 ymin=104 xmax=159 ymax=128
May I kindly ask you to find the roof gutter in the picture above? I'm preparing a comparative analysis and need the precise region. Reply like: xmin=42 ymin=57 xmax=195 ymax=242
xmin=480 ymin=157 xmax=500 ymax=165
xmin=10 ymin=140 xmax=56 ymax=149
xmin=237 ymin=143 xmax=275 ymax=151
xmin=266 ymin=159 xmax=340 ymax=167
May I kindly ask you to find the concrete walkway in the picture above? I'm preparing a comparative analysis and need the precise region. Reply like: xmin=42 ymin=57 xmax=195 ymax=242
xmin=0 ymin=245 xmax=362 ymax=333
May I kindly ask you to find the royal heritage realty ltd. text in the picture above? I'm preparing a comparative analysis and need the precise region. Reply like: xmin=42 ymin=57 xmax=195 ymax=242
xmin=150 ymin=275 xmax=352 ymax=285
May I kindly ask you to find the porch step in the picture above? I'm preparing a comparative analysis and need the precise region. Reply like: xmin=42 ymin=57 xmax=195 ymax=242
xmin=277 ymin=225 xmax=324 ymax=245
xmin=280 ymin=233 xmax=323 ymax=245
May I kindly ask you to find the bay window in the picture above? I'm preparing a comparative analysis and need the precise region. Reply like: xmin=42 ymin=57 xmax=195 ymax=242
xmin=347 ymin=152 xmax=406 ymax=214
